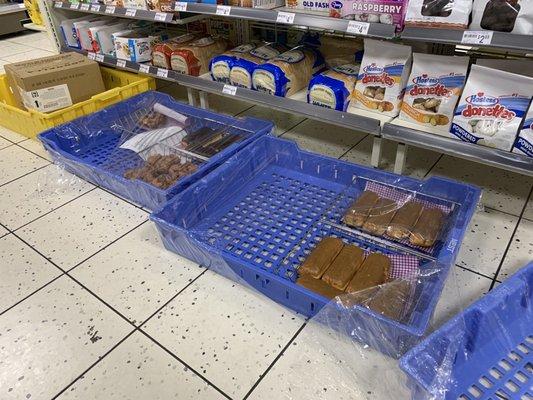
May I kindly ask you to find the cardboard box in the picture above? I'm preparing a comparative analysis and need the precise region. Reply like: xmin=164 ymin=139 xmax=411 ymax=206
xmin=5 ymin=52 xmax=105 ymax=113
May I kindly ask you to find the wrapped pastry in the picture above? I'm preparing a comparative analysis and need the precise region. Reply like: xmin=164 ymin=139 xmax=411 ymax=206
xmin=471 ymin=0 xmax=533 ymax=34
xmin=346 ymin=253 xmax=390 ymax=293
xmin=298 ymin=237 xmax=343 ymax=279
xmin=343 ymin=190 xmax=379 ymax=228
xmin=405 ymin=0 xmax=472 ymax=29
xmin=297 ymin=274 xmax=343 ymax=299
xmin=362 ymin=198 xmax=397 ymax=236
xmin=322 ymin=244 xmax=365 ymax=290
xmin=386 ymin=201 xmax=423 ymax=240
xmin=409 ymin=207 xmax=445 ymax=247
xmin=366 ymin=279 xmax=412 ymax=321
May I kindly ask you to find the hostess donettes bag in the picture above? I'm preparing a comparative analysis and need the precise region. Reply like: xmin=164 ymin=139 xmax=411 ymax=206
xmin=449 ymin=65 xmax=533 ymax=151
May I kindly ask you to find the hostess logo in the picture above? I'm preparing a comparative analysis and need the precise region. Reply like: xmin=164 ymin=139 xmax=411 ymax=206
xmin=363 ymin=63 xmax=384 ymax=75
xmin=466 ymin=92 xmax=499 ymax=107
xmin=331 ymin=0 xmax=342 ymax=8
xmin=413 ymin=74 xmax=439 ymax=87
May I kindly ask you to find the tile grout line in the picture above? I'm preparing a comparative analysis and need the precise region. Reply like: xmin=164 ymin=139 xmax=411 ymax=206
xmin=15 ymin=140 xmax=54 ymax=162
xmin=423 ymin=154 xmax=444 ymax=178
xmin=337 ymin=133 xmax=370 ymax=160
xmin=242 ymin=322 xmax=307 ymax=400
xmin=489 ymin=184 xmax=533 ymax=289
xmin=278 ymin=118 xmax=308 ymax=138
xmin=455 ymin=264 xmax=499 ymax=282
xmin=0 ymin=163 xmax=50 ymax=189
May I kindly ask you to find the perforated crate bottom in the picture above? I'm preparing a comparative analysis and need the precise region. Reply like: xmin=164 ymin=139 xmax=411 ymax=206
xmin=197 ymin=165 xmax=349 ymax=280
xmin=460 ymin=335 xmax=532 ymax=400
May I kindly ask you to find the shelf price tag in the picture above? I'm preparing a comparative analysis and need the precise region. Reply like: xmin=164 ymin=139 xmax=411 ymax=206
xmin=54 ymin=2 xmax=62 ymax=8
xmin=90 ymin=4 xmax=100 ymax=11
xmin=461 ymin=30 xmax=493 ymax=45
xmin=87 ymin=52 xmax=96 ymax=60
xmin=125 ymin=8 xmax=137 ymax=16
xmin=216 ymin=5 xmax=231 ymax=15
xmin=116 ymin=59 xmax=126 ymax=68
xmin=69 ymin=2 xmax=79 ymax=9
xmin=222 ymin=84 xmax=237 ymax=96
xmin=105 ymin=5 xmax=115 ymax=13
xmin=347 ymin=20 xmax=370 ymax=35
xmin=18 ymin=2 xmax=25 ymax=7
xmin=154 ymin=12 xmax=168 ymax=21
xmin=157 ymin=68 xmax=168 ymax=78
xmin=95 ymin=54 xmax=104 ymax=62
xmin=139 ymin=64 xmax=151 ymax=74
xmin=80 ymin=3 xmax=89 ymax=10
xmin=276 ymin=11 xmax=295 ymax=24
xmin=174 ymin=2 xmax=187 ymax=11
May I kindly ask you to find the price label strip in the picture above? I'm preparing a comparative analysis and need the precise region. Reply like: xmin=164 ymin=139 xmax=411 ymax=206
xmin=222 ymin=84 xmax=237 ymax=96
xmin=347 ymin=20 xmax=370 ymax=35
xmin=80 ymin=3 xmax=89 ymax=10
xmin=69 ymin=2 xmax=79 ymax=9
xmin=157 ymin=68 xmax=169 ymax=78
xmin=216 ymin=5 xmax=231 ymax=15
xmin=139 ymin=64 xmax=151 ymax=74
xmin=87 ymin=52 xmax=96 ymax=60
xmin=54 ymin=1 xmax=61 ymax=8
xmin=105 ymin=5 xmax=115 ymax=13
xmin=125 ymin=8 xmax=137 ymax=16
xmin=461 ymin=30 xmax=494 ymax=45
xmin=174 ymin=2 xmax=187 ymax=11
xmin=276 ymin=11 xmax=295 ymax=24
xmin=90 ymin=4 xmax=100 ymax=11
xmin=154 ymin=12 xmax=168 ymax=21
xmin=116 ymin=59 xmax=126 ymax=68
xmin=95 ymin=54 xmax=104 ymax=62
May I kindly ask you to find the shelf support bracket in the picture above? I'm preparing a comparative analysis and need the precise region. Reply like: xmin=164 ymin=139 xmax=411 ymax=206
xmin=199 ymin=91 xmax=209 ymax=109
xmin=394 ymin=143 xmax=408 ymax=175
xmin=186 ymin=87 xmax=197 ymax=107
xmin=370 ymin=136 xmax=383 ymax=168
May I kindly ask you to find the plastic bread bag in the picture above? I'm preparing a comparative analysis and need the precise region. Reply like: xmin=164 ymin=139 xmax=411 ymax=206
xmin=152 ymin=33 xmax=198 ymax=69
xmin=471 ymin=0 xmax=533 ymax=34
xmin=404 ymin=0 xmax=472 ymax=29
xmin=209 ymin=42 xmax=259 ymax=84
xmin=399 ymin=53 xmax=469 ymax=132
xmin=307 ymin=63 xmax=360 ymax=111
xmin=170 ymin=36 xmax=228 ymax=76
xmin=353 ymin=39 xmax=412 ymax=117
xmin=449 ymin=64 xmax=533 ymax=151
xmin=319 ymin=35 xmax=364 ymax=67
xmin=252 ymin=45 xmax=326 ymax=97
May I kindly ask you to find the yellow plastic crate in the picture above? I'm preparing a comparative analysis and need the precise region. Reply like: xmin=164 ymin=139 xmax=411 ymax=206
xmin=0 ymin=67 xmax=156 ymax=139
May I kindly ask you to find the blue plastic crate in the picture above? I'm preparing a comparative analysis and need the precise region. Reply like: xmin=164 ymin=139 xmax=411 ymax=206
xmin=38 ymin=91 xmax=273 ymax=210
xmin=400 ymin=262 xmax=533 ymax=400
xmin=150 ymin=136 xmax=481 ymax=356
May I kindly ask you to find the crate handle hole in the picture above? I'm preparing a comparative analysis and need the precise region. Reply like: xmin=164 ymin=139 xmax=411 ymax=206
xmin=310 ymin=302 xmax=315 ymax=312
xmin=467 ymin=385 xmax=483 ymax=398
xmin=478 ymin=376 xmax=493 ymax=389
xmin=285 ymin=290 xmax=289 ymax=300
xmin=514 ymin=371 xmax=527 ymax=384
xmin=505 ymin=381 xmax=519 ymax=393
xmin=499 ymin=360 xmax=512 ymax=371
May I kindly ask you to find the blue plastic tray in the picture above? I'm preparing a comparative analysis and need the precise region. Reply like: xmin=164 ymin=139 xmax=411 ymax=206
xmin=400 ymin=262 xmax=533 ymax=400
xmin=39 ymin=91 xmax=273 ymax=210
xmin=151 ymin=136 xmax=481 ymax=356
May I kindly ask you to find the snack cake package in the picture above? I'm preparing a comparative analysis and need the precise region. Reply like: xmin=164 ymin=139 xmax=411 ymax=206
xmin=471 ymin=0 xmax=533 ymax=34
xmin=209 ymin=43 xmax=258 ymax=84
xmin=307 ymin=63 xmax=360 ymax=111
xmin=399 ymin=53 xmax=469 ymax=132
xmin=329 ymin=0 xmax=408 ymax=31
xmin=449 ymin=65 xmax=533 ymax=151
xmin=404 ymin=0 xmax=472 ymax=29
xmin=353 ymin=39 xmax=412 ymax=117
xmin=513 ymin=105 xmax=533 ymax=157
xmin=252 ymin=45 xmax=325 ymax=97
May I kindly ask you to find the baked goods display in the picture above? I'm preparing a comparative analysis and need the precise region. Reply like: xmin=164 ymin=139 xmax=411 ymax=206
xmin=124 ymin=155 xmax=198 ymax=189
xmin=343 ymin=190 xmax=447 ymax=248
xmin=328 ymin=0 xmax=409 ymax=31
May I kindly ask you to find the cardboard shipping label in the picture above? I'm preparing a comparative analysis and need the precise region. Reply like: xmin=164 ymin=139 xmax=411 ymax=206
xmin=20 ymin=84 xmax=73 ymax=113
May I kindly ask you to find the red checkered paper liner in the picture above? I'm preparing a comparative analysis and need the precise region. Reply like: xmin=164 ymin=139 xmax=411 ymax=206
xmin=360 ymin=181 xmax=454 ymax=254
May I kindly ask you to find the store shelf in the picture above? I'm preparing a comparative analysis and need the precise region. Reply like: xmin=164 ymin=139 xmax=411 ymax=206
xmin=401 ymin=27 xmax=533 ymax=53
xmin=53 ymin=0 xmax=396 ymax=38
xmin=0 ymin=2 xmax=25 ymax=15
xmin=67 ymin=48 xmax=382 ymax=134
xmin=53 ymin=1 xmax=204 ymax=24
xmin=23 ymin=21 xmax=46 ymax=31
xmin=382 ymin=121 xmax=533 ymax=177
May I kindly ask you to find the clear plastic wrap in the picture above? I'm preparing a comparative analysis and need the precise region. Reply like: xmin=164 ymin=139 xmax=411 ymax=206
xmin=404 ymin=0 xmax=473 ymax=29
xmin=38 ymin=91 xmax=273 ymax=210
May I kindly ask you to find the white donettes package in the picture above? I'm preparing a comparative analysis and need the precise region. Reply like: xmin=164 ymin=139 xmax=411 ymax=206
xmin=405 ymin=0 xmax=472 ymax=28
xmin=399 ymin=53 xmax=469 ymax=132
xmin=471 ymin=0 xmax=533 ymax=34
xmin=449 ymin=65 xmax=533 ymax=151
xmin=514 ymin=104 xmax=533 ymax=157
xmin=353 ymin=39 xmax=412 ymax=117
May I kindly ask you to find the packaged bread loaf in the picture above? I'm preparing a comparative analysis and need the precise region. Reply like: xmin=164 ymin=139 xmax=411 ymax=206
xmin=170 ymin=37 xmax=228 ymax=76
xmin=353 ymin=39 xmax=412 ymax=117
xmin=404 ymin=0 xmax=472 ymax=29
xmin=449 ymin=65 xmax=533 ymax=151
xmin=307 ymin=64 xmax=360 ymax=111
xmin=152 ymin=34 xmax=197 ymax=69
xmin=252 ymin=45 xmax=325 ymax=97
xmin=471 ymin=0 xmax=533 ymax=34
xmin=399 ymin=53 xmax=469 ymax=132
xmin=209 ymin=43 xmax=258 ymax=84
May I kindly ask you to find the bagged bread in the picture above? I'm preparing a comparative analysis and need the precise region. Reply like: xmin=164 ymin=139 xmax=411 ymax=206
xmin=170 ymin=37 xmax=228 ymax=76
xmin=513 ymin=104 xmax=533 ymax=157
xmin=353 ymin=39 xmax=412 ymax=117
xmin=399 ymin=53 xmax=469 ymax=132
xmin=209 ymin=43 xmax=258 ymax=84
xmin=449 ymin=65 xmax=533 ymax=151
xmin=307 ymin=64 xmax=360 ymax=111
xmin=152 ymin=34 xmax=197 ymax=69
xmin=404 ymin=0 xmax=472 ymax=28
xmin=471 ymin=0 xmax=533 ymax=34
xmin=318 ymin=35 xmax=364 ymax=67
xmin=252 ymin=45 xmax=325 ymax=97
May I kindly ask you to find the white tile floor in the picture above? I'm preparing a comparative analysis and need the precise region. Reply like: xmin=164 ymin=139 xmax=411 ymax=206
xmin=1 ymin=30 xmax=532 ymax=400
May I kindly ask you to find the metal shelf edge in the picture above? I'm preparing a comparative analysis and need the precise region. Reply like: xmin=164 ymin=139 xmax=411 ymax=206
xmin=382 ymin=122 xmax=533 ymax=176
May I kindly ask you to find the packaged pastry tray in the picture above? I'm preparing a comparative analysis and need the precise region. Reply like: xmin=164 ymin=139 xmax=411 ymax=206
xmin=39 ymin=91 xmax=273 ymax=210
xmin=400 ymin=261 xmax=533 ymax=399
xmin=151 ymin=136 xmax=480 ymax=356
